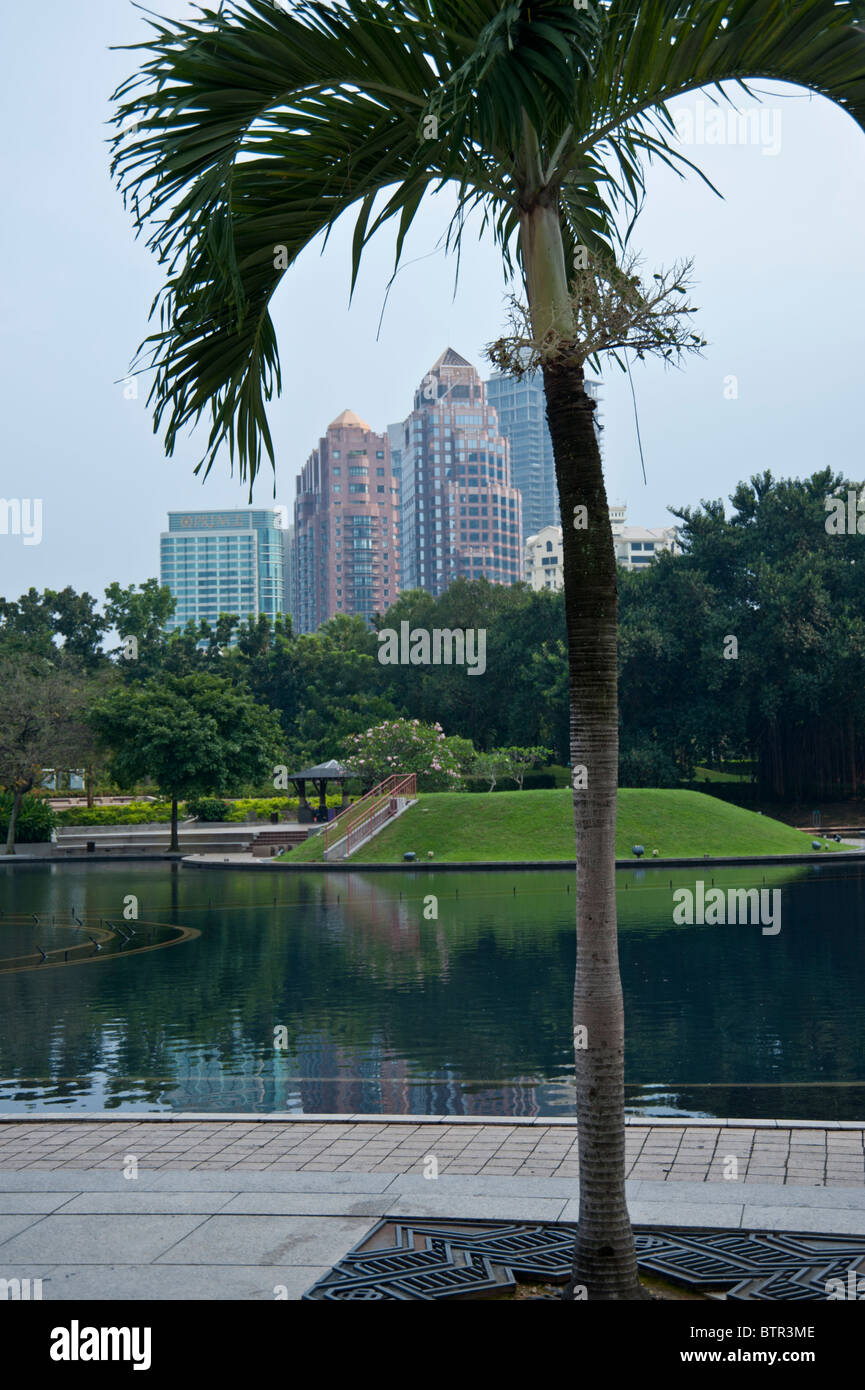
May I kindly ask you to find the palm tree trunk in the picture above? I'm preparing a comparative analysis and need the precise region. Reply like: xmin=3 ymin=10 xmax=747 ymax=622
xmin=542 ymin=353 xmax=646 ymax=1300
xmin=170 ymin=796 xmax=179 ymax=853
xmin=3 ymin=789 xmax=24 ymax=855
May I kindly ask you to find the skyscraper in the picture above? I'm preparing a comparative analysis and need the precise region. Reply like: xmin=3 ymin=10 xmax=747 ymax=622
xmin=395 ymin=348 xmax=522 ymax=595
xmin=486 ymin=370 xmax=602 ymax=534
xmin=159 ymin=508 xmax=290 ymax=634
xmin=292 ymin=409 xmax=400 ymax=634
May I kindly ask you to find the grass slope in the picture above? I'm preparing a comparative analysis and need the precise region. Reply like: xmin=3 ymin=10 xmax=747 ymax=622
xmin=285 ymin=788 xmax=845 ymax=864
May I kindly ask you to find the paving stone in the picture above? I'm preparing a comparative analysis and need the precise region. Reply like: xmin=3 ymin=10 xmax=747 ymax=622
xmin=0 ymin=1193 xmax=80 ymax=1214
xmin=154 ymin=1215 xmax=376 ymax=1267
xmin=36 ymin=1263 xmax=329 ymax=1300
xmin=743 ymin=1204 xmax=865 ymax=1234
xmin=56 ymin=1193 xmax=238 ymax=1215
xmin=385 ymin=1194 xmax=568 ymax=1221
xmin=216 ymin=1193 xmax=390 ymax=1217
xmin=0 ymin=1215 xmax=209 ymax=1263
xmin=0 ymin=1213 xmax=47 ymax=1243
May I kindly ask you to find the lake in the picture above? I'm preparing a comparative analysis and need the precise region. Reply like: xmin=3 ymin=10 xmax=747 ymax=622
xmin=0 ymin=860 xmax=863 ymax=1118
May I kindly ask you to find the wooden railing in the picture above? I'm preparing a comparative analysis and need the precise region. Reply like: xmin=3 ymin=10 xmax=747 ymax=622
xmin=323 ymin=774 xmax=418 ymax=860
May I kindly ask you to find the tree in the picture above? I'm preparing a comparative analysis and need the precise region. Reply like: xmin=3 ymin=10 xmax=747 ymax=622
xmin=112 ymin=0 xmax=865 ymax=1299
xmin=499 ymin=745 xmax=553 ymax=791
xmin=89 ymin=673 xmax=284 ymax=850
xmin=472 ymin=748 xmax=513 ymax=793
xmin=0 ymin=587 xmax=108 ymax=668
xmin=103 ymin=579 xmax=176 ymax=675
xmin=660 ymin=469 xmax=865 ymax=799
xmin=342 ymin=718 xmax=462 ymax=791
xmin=0 ymin=657 xmax=91 ymax=854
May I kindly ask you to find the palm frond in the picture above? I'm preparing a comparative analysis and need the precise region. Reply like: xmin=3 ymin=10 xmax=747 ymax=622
xmin=111 ymin=0 xmax=865 ymax=487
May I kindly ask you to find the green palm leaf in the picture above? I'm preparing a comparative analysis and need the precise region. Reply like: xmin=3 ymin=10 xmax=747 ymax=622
xmin=111 ymin=0 xmax=865 ymax=488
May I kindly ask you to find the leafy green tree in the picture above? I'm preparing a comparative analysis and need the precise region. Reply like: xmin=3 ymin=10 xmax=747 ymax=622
xmin=672 ymin=469 xmax=865 ymax=799
xmin=89 ymin=673 xmax=284 ymax=850
xmin=0 ymin=793 xmax=56 ymax=845
xmin=377 ymin=580 xmax=565 ymax=750
xmin=499 ymin=745 xmax=553 ymax=790
xmin=104 ymin=579 xmax=177 ymax=675
xmin=288 ymin=620 xmax=399 ymax=764
xmin=472 ymin=748 xmax=513 ymax=793
xmin=0 ymin=587 xmax=107 ymax=667
xmin=0 ymin=656 xmax=91 ymax=853
xmin=112 ymin=0 xmax=865 ymax=1298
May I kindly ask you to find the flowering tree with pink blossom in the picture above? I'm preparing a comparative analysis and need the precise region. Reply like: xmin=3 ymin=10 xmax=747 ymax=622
xmin=342 ymin=718 xmax=462 ymax=793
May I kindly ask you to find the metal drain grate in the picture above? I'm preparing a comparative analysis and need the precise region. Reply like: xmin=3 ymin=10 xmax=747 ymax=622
xmin=303 ymin=1220 xmax=865 ymax=1301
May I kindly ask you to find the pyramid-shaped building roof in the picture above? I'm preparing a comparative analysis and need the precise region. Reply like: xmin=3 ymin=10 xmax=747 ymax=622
xmin=431 ymin=347 xmax=472 ymax=370
xmin=328 ymin=408 xmax=372 ymax=430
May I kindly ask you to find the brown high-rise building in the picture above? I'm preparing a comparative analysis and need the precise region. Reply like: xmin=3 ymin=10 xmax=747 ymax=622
xmin=292 ymin=410 xmax=400 ymax=634
xmin=393 ymin=349 xmax=522 ymax=595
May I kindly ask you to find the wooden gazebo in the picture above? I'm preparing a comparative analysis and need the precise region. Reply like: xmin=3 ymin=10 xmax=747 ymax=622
xmin=285 ymin=760 xmax=351 ymax=822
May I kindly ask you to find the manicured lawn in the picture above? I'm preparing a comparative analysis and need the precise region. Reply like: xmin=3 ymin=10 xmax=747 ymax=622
xmin=284 ymin=788 xmax=848 ymax=863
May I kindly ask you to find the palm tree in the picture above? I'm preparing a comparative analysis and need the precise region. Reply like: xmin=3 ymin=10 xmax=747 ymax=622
xmin=112 ymin=0 xmax=865 ymax=1298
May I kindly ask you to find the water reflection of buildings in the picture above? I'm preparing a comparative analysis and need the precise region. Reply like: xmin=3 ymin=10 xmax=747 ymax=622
xmin=316 ymin=873 xmax=452 ymax=983
xmin=289 ymin=1037 xmax=543 ymax=1116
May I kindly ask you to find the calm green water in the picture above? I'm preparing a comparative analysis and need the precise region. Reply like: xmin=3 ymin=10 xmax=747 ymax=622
xmin=0 ymin=861 xmax=863 ymax=1118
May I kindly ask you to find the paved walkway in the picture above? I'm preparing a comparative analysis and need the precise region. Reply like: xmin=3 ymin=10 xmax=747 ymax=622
xmin=1 ymin=1117 xmax=863 ymax=1300
xmin=1 ymin=1116 xmax=863 ymax=1184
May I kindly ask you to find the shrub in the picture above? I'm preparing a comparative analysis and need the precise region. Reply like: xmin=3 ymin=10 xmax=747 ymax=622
xmin=223 ymin=795 xmax=346 ymax=822
xmin=343 ymin=719 xmax=462 ymax=792
xmin=57 ymin=802 xmax=172 ymax=825
xmin=0 ymin=792 xmax=57 ymax=842
xmin=519 ymin=771 xmax=556 ymax=790
xmin=186 ymin=796 xmax=229 ymax=822
xmin=548 ymin=765 xmax=572 ymax=789
xmin=618 ymin=738 xmax=681 ymax=788
xmin=463 ymin=774 xmax=555 ymax=793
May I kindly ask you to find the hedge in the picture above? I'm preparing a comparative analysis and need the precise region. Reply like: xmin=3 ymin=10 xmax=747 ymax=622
xmin=0 ymin=792 xmax=57 ymax=842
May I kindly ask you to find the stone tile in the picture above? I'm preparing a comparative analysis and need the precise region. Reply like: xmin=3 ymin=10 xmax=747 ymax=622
xmin=38 ymin=1263 xmax=330 ymax=1301
xmin=627 ymin=1200 xmax=746 ymax=1227
xmin=0 ymin=1193 xmax=80 ymax=1214
xmin=0 ymin=1215 xmax=209 ymax=1263
xmin=217 ymin=1194 xmax=390 ymax=1217
xmin=154 ymin=1215 xmax=376 ymax=1267
xmin=390 ymin=1174 xmax=578 ymax=1198
xmin=385 ymin=1194 xmax=568 ymax=1221
xmin=0 ymin=1214 xmax=46 ymax=1243
xmin=57 ymin=1192 xmax=237 ymax=1215
xmin=743 ymin=1204 xmax=865 ymax=1234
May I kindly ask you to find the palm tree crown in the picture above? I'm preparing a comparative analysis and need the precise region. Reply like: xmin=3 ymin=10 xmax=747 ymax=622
xmin=111 ymin=0 xmax=865 ymax=488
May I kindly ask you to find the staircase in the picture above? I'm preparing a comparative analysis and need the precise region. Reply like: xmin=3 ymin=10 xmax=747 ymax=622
xmin=250 ymin=828 xmax=311 ymax=858
xmin=322 ymin=775 xmax=418 ymax=861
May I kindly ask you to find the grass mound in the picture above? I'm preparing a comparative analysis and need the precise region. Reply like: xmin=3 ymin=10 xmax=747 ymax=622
xmin=284 ymin=788 xmax=844 ymax=863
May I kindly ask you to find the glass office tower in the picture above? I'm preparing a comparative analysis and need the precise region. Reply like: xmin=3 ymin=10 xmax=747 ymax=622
xmin=486 ymin=370 xmax=602 ymax=536
xmin=159 ymin=509 xmax=289 ymax=634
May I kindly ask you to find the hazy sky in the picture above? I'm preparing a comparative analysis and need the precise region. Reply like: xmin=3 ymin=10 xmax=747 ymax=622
xmin=3 ymin=0 xmax=864 ymax=605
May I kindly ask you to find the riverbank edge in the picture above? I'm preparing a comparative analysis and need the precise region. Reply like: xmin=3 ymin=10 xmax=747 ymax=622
xmin=182 ymin=848 xmax=865 ymax=871
xmin=3 ymin=848 xmax=864 ymax=869
xmin=1 ymin=1111 xmax=863 ymax=1129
